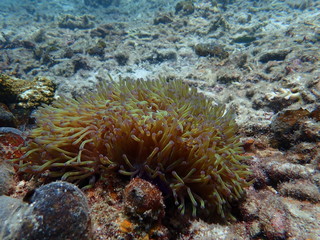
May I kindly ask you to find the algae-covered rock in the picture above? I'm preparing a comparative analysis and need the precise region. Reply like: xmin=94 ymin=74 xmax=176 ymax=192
xmin=232 ymin=34 xmax=257 ymax=44
xmin=259 ymin=49 xmax=291 ymax=63
xmin=154 ymin=15 xmax=173 ymax=25
xmin=0 ymin=182 xmax=91 ymax=240
xmin=58 ymin=14 xmax=95 ymax=30
xmin=175 ymin=1 xmax=195 ymax=15
xmin=270 ymin=108 xmax=320 ymax=149
xmin=87 ymin=39 xmax=107 ymax=57
xmin=194 ymin=43 xmax=229 ymax=59
xmin=0 ymin=74 xmax=55 ymax=109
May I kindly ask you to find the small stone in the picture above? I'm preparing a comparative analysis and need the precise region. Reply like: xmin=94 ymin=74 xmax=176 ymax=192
xmin=175 ymin=1 xmax=195 ymax=15
xmin=0 ymin=103 xmax=16 ymax=127
xmin=72 ymin=56 xmax=91 ymax=72
xmin=259 ymin=49 xmax=291 ymax=63
xmin=270 ymin=108 xmax=315 ymax=149
xmin=194 ymin=43 xmax=229 ymax=59
xmin=232 ymin=34 xmax=257 ymax=44
xmin=124 ymin=177 xmax=165 ymax=222
xmin=145 ymin=50 xmax=177 ymax=64
xmin=154 ymin=15 xmax=173 ymax=25
xmin=265 ymin=162 xmax=313 ymax=183
xmin=240 ymin=190 xmax=290 ymax=239
xmin=18 ymin=181 xmax=91 ymax=240
xmin=0 ymin=163 xmax=15 ymax=195
xmin=278 ymin=180 xmax=320 ymax=203
xmin=310 ymin=106 xmax=320 ymax=121
xmin=114 ymin=53 xmax=129 ymax=66
xmin=0 ymin=181 xmax=91 ymax=240
xmin=58 ymin=14 xmax=95 ymax=30
xmin=0 ymin=196 xmax=28 ymax=232
xmin=217 ymin=72 xmax=241 ymax=85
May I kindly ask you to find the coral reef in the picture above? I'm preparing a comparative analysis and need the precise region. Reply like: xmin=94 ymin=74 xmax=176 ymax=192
xmin=14 ymin=78 xmax=251 ymax=219
xmin=0 ymin=74 xmax=55 ymax=109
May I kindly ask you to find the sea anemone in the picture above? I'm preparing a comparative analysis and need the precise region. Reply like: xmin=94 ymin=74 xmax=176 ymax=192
xmin=15 ymin=77 xmax=251 ymax=218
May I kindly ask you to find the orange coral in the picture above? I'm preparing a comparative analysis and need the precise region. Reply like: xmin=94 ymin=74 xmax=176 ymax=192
xmin=14 ymin=78 xmax=251 ymax=218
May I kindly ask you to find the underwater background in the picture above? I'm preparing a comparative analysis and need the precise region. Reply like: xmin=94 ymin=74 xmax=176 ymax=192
xmin=0 ymin=0 xmax=319 ymax=239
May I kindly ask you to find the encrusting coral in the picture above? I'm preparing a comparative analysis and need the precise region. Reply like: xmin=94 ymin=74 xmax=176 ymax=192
xmin=14 ymin=77 xmax=252 ymax=219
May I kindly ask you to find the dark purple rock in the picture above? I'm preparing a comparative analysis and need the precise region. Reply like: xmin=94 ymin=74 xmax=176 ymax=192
xmin=0 ymin=181 xmax=91 ymax=240
xmin=18 ymin=181 xmax=91 ymax=240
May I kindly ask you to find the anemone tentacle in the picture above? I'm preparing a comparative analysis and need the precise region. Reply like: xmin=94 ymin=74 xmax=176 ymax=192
xmin=14 ymin=77 xmax=252 ymax=219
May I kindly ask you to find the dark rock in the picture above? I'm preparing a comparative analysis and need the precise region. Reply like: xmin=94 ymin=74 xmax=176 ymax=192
xmin=87 ymin=46 xmax=105 ymax=56
xmin=175 ymin=1 xmax=195 ymax=15
xmin=217 ymin=72 xmax=241 ymax=84
xmin=259 ymin=193 xmax=289 ymax=239
xmin=0 ymin=104 xmax=16 ymax=127
xmin=310 ymin=106 xmax=320 ymax=121
xmin=0 ymin=182 xmax=91 ymax=240
xmin=208 ymin=16 xmax=230 ymax=33
xmin=278 ymin=180 xmax=320 ymax=203
xmin=33 ymin=29 xmax=46 ymax=43
xmin=194 ymin=43 xmax=229 ymax=59
xmin=232 ymin=35 xmax=257 ymax=44
xmin=240 ymin=190 xmax=290 ymax=239
xmin=114 ymin=53 xmax=129 ymax=66
xmin=63 ymin=47 xmax=75 ymax=58
xmin=87 ymin=40 xmax=106 ymax=57
xmin=289 ymin=142 xmax=318 ymax=164
xmin=154 ymin=15 xmax=173 ymax=25
xmin=251 ymin=164 xmax=268 ymax=189
xmin=58 ymin=15 xmax=95 ymax=30
xmin=90 ymin=24 xmax=116 ymax=38
xmin=270 ymin=108 xmax=319 ymax=149
xmin=264 ymin=162 xmax=312 ymax=184
xmin=145 ymin=51 xmax=177 ymax=64
xmin=19 ymin=182 xmax=90 ymax=240
xmin=233 ymin=54 xmax=248 ymax=68
xmin=259 ymin=50 xmax=291 ymax=63
xmin=315 ymin=30 xmax=320 ymax=41
xmin=20 ymin=40 xmax=36 ymax=50
xmin=72 ymin=56 xmax=91 ymax=72
xmin=300 ymin=54 xmax=318 ymax=63
xmin=90 ymin=27 xmax=110 ymax=38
